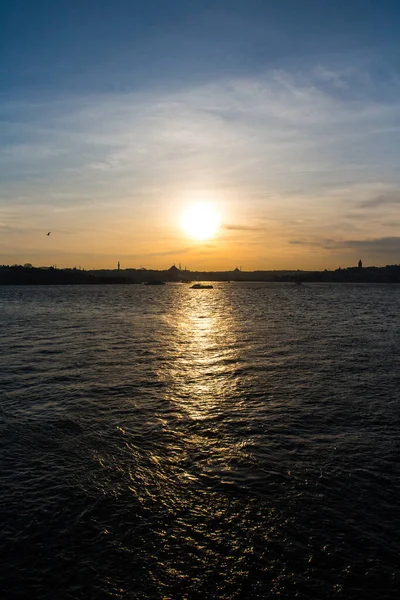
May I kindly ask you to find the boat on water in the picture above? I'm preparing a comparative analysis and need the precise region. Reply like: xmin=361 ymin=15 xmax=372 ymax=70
xmin=144 ymin=280 xmax=165 ymax=285
xmin=190 ymin=283 xmax=213 ymax=289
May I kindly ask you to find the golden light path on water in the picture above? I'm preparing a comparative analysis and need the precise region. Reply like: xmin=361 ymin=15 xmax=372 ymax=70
xmin=161 ymin=285 xmax=241 ymax=421
xmin=141 ymin=283 xmax=260 ymax=516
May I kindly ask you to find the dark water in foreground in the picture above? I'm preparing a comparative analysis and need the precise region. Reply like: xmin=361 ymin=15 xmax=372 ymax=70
xmin=1 ymin=283 xmax=399 ymax=599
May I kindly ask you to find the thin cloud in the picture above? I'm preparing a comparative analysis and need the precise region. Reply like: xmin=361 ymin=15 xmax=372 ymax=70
xmin=381 ymin=221 xmax=400 ymax=228
xmin=290 ymin=236 xmax=400 ymax=255
xmin=345 ymin=236 xmax=400 ymax=254
xmin=223 ymin=224 xmax=265 ymax=231
xmin=135 ymin=247 xmax=192 ymax=259
xmin=358 ymin=193 xmax=400 ymax=209
xmin=289 ymin=238 xmax=339 ymax=249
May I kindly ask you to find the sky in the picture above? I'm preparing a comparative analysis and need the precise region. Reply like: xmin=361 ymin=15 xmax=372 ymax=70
xmin=1 ymin=0 xmax=400 ymax=270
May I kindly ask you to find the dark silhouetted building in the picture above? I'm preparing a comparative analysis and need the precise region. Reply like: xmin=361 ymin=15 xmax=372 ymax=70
xmin=167 ymin=265 xmax=182 ymax=281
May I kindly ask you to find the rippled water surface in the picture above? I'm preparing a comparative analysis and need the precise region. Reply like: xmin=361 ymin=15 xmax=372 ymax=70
xmin=1 ymin=283 xmax=400 ymax=599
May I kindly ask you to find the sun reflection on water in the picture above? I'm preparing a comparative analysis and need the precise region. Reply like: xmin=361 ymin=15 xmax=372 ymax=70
xmin=161 ymin=285 xmax=240 ymax=421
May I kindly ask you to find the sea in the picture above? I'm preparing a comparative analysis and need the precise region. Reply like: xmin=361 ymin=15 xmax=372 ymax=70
xmin=1 ymin=283 xmax=399 ymax=599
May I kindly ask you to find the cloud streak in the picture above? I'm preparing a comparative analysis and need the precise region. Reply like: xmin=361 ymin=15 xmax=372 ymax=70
xmin=358 ymin=192 xmax=400 ymax=209
xmin=223 ymin=224 xmax=265 ymax=231
xmin=290 ymin=236 xmax=400 ymax=257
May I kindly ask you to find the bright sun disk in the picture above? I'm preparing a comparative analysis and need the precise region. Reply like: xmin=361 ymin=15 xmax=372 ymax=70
xmin=181 ymin=203 xmax=221 ymax=241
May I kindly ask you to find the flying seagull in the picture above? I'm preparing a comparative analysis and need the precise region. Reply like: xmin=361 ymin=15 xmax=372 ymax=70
xmin=46 ymin=232 xmax=51 ymax=236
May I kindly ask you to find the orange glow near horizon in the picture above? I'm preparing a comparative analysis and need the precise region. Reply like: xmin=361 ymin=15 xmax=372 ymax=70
xmin=0 ymin=194 xmax=372 ymax=272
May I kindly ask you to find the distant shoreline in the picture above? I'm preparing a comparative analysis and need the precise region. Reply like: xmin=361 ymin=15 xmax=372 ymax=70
xmin=2 ymin=264 xmax=400 ymax=284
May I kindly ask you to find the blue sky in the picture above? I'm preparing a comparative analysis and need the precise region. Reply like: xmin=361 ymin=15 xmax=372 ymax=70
xmin=1 ymin=0 xmax=400 ymax=269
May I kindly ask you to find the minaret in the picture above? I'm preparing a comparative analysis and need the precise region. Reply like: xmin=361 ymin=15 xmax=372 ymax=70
xmin=358 ymin=259 xmax=362 ymax=269
xmin=118 ymin=261 xmax=120 ymax=270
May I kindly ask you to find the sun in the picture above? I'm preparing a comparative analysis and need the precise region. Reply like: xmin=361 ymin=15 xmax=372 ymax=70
xmin=180 ymin=203 xmax=221 ymax=241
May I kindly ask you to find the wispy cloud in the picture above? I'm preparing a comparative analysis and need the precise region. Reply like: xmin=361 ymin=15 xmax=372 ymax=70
xmin=359 ymin=192 xmax=400 ymax=208
xmin=289 ymin=235 xmax=400 ymax=257
xmin=345 ymin=236 xmax=400 ymax=255
xmin=223 ymin=224 xmax=265 ymax=231
xmin=2 ymin=67 xmax=399 ymax=193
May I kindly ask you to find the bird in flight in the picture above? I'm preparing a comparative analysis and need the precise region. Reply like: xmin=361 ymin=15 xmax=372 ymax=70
xmin=46 ymin=232 xmax=51 ymax=236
